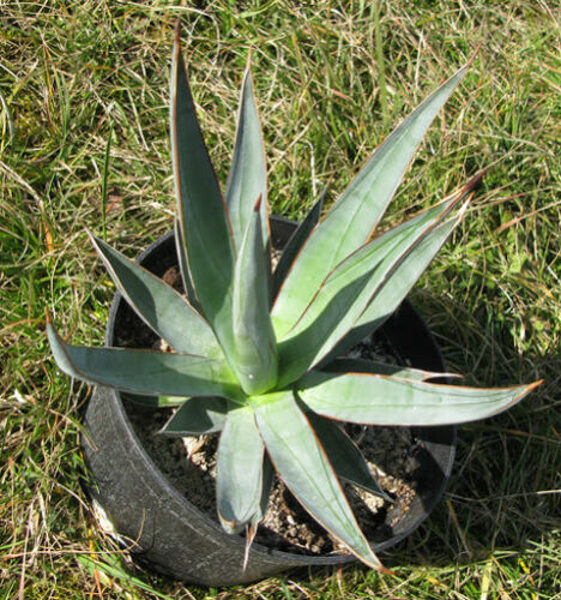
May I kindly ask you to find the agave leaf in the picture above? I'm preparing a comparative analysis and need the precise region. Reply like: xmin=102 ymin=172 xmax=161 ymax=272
xmin=174 ymin=218 xmax=199 ymax=310
xmin=276 ymin=269 xmax=377 ymax=388
xmin=272 ymin=191 xmax=324 ymax=300
xmin=232 ymin=201 xmax=278 ymax=395
xmin=276 ymin=197 xmax=462 ymax=387
xmin=330 ymin=210 xmax=465 ymax=359
xmin=255 ymin=454 xmax=274 ymax=522
xmin=89 ymin=232 xmax=221 ymax=358
xmin=47 ymin=320 xmax=243 ymax=401
xmin=298 ymin=371 xmax=543 ymax=426
xmin=306 ymin=410 xmax=391 ymax=500
xmin=243 ymin=523 xmax=257 ymax=573
xmin=170 ymin=27 xmax=236 ymax=360
xmin=253 ymin=391 xmax=384 ymax=570
xmin=159 ymin=397 xmax=227 ymax=436
xmin=226 ymin=66 xmax=268 ymax=252
xmin=217 ymin=404 xmax=265 ymax=534
xmin=244 ymin=455 xmax=274 ymax=571
xmin=321 ymin=358 xmax=459 ymax=382
xmin=121 ymin=393 xmax=188 ymax=408
xmin=272 ymin=64 xmax=468 ymax=337
xmin=277 ymin=192 xmax=461 ymax=340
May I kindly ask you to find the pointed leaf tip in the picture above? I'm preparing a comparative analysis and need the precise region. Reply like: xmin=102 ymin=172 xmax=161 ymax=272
xmin=465 ymin=44 xmax=481 ymax=69
xmin=226 ymin=61 xmax=268 ymax=252
xmin=299 ymin=372 xmax=541 ymax=427
xmin=174 ymin=19 xmax=181 ymax=42
xmin=253 ymin=193 xmax=263 ymax=212
xmin=526 ymin=379 xmax=545 ymax=394
xmin=243 ymin=523 xmax=258 ymax=573
xmin=254 ymin=392 xmax=384 ymax=570
xmin=461 ymin=169 xmax=486 ymax=195
xmin=217 ymin=406 xmax=265 ymax=536
xmin=171 ymin=25 xmax=237 ymax=360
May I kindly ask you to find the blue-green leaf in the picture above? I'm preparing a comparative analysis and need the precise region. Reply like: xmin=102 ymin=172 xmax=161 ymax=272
xmin=332 ymin=211 xmax=465 ymax=357
xmin=272 ymin=64 xmax=468 ymax=338
xmin=298 ymin=371 xmax=542 ymax=426
xmin=244 ymin=455 xmax=274 ymax=571
xmin=253 ymin=391 xmax=385 ymax=570
xmin=89 ymin=232 xmax=221 ymax=358
xmin=159 ymin=397 xmax=227 ymax=435
xmin=321 ymin=358 xmax=457 ymax=382
xmin=217 ymin=404 xmax=265 ymax=533
xmin=170 ymin=27 xmax=236 ymax=359
xmin=232 ymin=202 xmax=278 ymax=395
xmin=272 ymin=191 xmax=324 ymax=300
xmin=306 ymin=411 xmax=391 ymax=500
xmin=226 ymin=66 xmax=268 ymax=252
xmin=276 ymin=269 xmax=377 ymax=388
xmin=255 ymin=455 xmax=274 ymax=522
xmin=47 ymin=320 xmax=243 ymax=401
xmin=121 ymin=393 xmax=187 ymax=408
xmin=174 ymin=218 xmax=199 ymax=310
xmin=276 ymin=197 xmax=462 ymax=387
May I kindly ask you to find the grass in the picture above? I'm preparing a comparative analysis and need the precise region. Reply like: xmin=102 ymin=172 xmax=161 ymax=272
xmin=1 ymin=0 xmax=560 ymax=597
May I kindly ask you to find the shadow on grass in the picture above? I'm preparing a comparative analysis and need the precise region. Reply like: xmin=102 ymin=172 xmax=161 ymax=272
xmin=373 ymin=290 xmax=561 ymax=572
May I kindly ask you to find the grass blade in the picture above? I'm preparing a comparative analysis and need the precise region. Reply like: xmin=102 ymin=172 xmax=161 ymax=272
xmin=100 ymin=125 xmax=112 ymax=241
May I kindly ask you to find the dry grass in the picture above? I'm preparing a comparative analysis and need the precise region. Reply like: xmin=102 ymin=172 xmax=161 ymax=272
xmin=1 ymin=1 xmax=560 ymax=598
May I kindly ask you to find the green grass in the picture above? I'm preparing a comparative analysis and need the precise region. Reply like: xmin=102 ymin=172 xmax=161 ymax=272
xmin=1 ymin=1 xmax=560 ymax=597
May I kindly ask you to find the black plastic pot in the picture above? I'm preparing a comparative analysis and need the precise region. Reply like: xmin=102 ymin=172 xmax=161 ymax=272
xmin=83 ymin=216 xmax=456 ymax=586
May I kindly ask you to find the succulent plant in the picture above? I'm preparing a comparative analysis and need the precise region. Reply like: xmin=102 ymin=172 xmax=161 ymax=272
xmin=47 ymin=27 xmax=541 ymax=572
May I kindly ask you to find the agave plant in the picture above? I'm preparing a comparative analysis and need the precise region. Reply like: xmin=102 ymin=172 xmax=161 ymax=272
xmin=47 ymin=28 xmax=541 ymax=572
